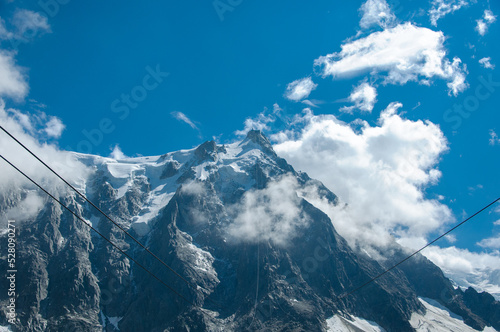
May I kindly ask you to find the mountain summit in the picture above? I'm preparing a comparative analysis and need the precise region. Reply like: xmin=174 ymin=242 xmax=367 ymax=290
xmin=1 ymin=131 xmax=499 ymax=331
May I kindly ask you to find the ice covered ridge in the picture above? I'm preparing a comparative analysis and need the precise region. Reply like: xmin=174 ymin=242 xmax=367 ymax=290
xmin=73 ymin=131 xmax=277 ymax=236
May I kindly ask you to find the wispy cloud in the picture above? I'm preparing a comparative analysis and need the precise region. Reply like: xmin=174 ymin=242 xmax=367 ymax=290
xmin=12 ymin=9 xmax=51 ymax=39
xmin=0 ymin=17 xmax=14 ymax=40
xmin=235 ymin=103 xmax=283 ymax=136
xmin=489 ymin=130 xmax=500 ymax=146
xmin=314 ymin=23 xmax=468 ymax=96
xmin=171 ymin=111 xmax=199 ymax=130
xmin=429 ymin=0 xmax=469 ymax=26
xmin=479 ymin=57 xmax=495 ymax=69
xmin=284 ymin=77 xmax=318 ymax=102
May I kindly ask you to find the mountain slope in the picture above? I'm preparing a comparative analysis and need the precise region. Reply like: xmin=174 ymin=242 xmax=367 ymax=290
xmin=0 ymin=130 xmax=498 ymax=331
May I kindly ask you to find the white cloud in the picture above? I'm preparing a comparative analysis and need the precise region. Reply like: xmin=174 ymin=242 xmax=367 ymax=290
xmin=180 ymin=181 xmax=206 ymax=196
xmin=12 ymin=9 xmax=51 ymax=39
xmin=477 ymin=236 xmax=500 ymax=249
xmin=0 ymin=100 xmax=91 ymax=218
xmin=359 ymin=0 xmax=396 ymax=30
xmin=476 ymin=10 xmax=496 ymax=36
xmin=479 ymin=57 xmax=495 ymax=69
xmin=284 ymin=77 xmax=318 ymax=101
xmin=340 ymin=81 xmax=377 ymax=113
xmin=0 ymin=17 xmax=14 ymax=40
xmin=423 ymin=246 xmax=500 ymax=299
xmin=109 ymin=145 xmax=127 ymax=160
xmin=429 ymin=0 xmax=469 ymax=26
xmin=44 ymin=116 xmax=65 ymax=138
xmin=484 ymin=9 xmax=497 ymax=23
xmin=235 ymin=104 xmax=283 ymax=136
xmin=8 ymin=108 xmax=34 ymax=132
xmin=314 ymin=23 xmax=468 ymax=96
xmin=0 ymin=50 xmax=28 ymax=100
xmin=171 ymin=111 xmax=198 ymax=130
xmin=1 ymin=191 xmax=44 ymax=222
xmin=495 ymin=220 xmax=500 ymax=226
xmin=227 ymin=175 xmax=310 ymax=247
xmin=490 ymin=130 xmax=500 ymax=146
xmin=274 ymin=103 xmax=451 ymax=255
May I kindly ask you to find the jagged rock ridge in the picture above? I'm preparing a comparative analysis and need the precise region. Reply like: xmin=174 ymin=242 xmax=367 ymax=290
xmin=0 ymin=130 xmax=498 ymax=331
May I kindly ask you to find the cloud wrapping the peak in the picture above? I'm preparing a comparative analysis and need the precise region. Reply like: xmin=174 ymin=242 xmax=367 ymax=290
xmin=284 ymin=77 xmax=318 ymax=101
xmin=227 ymin=175 xmax=309 ymax=247
xmin=0 ymin=100 xmax=91 ymax=228
xmin=274 ymin=103 xmax=451 ymax=254
xmin=109 ymin=145 xmax=127 ymax=160
xmin=424 ymin=245 xmax=500 ymax=298
xmin=359 ymin=0 xmax=396 ymax=30
xmin=314 ymin=23 xmax=468 ymax=96
xmin=235 ymin=104 xmax=284 ymax=136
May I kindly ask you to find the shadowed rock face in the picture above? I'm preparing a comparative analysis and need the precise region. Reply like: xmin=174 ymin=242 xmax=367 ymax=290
xmin=462 ymin=287 xmax=500 ymax=330
xmin=0 ymin=130 xmax=498 ymax=331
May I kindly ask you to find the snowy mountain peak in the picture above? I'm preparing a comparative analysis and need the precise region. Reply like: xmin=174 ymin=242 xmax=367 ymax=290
xmin=194 ymin=140 xmax=226 ymax=163
xmin=2 ymin=132 xmax=500 ymax=331
xmin=240 ymin=129 xmax=276 ymax=157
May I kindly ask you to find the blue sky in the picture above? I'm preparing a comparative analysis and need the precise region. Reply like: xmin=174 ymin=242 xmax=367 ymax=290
xmin=1 ymin=0 xmax=500 ymax=294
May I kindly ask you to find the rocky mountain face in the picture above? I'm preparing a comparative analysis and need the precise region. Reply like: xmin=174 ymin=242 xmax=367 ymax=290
xmin=0 ymin=130 xmax=499 ymax=331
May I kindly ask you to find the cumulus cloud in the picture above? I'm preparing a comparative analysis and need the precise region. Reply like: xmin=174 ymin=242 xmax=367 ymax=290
xmin=314 ymin=23 xmax=468 ymax=96
xmin=429 ymin=0 xmax=469 ymax=26
xmin=479 ymin=57 xmax=495 ymax=69
xmin=227 ymin=175 xmax=310 ymax=247
xmin=284 ymin=77 xmax=318 ymax=101
xmin=44 ymin=116 xmax=65 ymax=138
xmin=274 ymin=103 xmax=451 ymax=255
xmin=476 ymin=10 xmax=496 ymax=36
xmin=0 ymin=50 xmax=28 ymax=100
xmin=171 ymin=111 xmax=198 ymax=130
xmin=359 ymin=0 xmax=396 ymax=30
xmin=340 ymin=81 xmax=377 ymax=113
xmin=423 ymin=246 xmax=500 ymax=299
xmin=11 ymin=9 xmax=51 ymax=39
